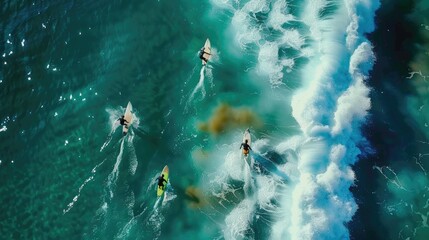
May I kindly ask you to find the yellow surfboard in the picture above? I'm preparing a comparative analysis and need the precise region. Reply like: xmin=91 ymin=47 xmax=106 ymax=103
xmin=156 ymin=165 xmax=169 ymax=197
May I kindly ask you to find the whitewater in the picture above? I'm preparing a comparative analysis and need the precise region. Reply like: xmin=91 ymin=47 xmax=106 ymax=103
xmin=0 ymin=0 xmax=394 ymax=239
xmin=208 ymin=0 xmax=380 ymax=239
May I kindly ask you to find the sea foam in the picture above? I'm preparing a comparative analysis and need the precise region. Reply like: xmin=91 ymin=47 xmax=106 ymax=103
xmin=288 ymin=0 xmax=379 ymax=239
xmin=211 ymin=0 xmax=380 ymax=239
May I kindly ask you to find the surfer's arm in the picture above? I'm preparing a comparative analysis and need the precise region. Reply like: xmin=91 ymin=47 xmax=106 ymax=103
xmin=239 ymin=143 xmax=243 ymax=149
xmin=200 ymin=48 xmax=211 ymax=55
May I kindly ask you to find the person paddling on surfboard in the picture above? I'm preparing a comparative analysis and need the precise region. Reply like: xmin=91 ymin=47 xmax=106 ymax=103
xmin=240 ymin=139 xmax=252 ymax=156
xmin=156 ymin=174 xmax=168 ymax=190
xmin=117 ymin=115 xmax=129 ymax=127
xmin=199 ymin=47 xmax=211 ymax=64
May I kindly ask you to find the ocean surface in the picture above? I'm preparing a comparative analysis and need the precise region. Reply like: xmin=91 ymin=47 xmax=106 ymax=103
xmin=1 ymin=0 xmax=429 ymax=239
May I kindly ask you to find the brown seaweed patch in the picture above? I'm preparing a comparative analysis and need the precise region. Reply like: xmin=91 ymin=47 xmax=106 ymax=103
xmin=198 ymin=103 xmax=262 ymax=135
xmin=185 ymin=186 xmax=207 ymax=208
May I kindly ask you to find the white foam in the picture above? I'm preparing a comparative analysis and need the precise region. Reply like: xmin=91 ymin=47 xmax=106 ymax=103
xmin=186 ymin=66 xmax=207 ymax=109
xmin=224 ymin=198 xmax=255 ymax=240
xmin=331 ymin=71 xmax=371 ymax=136
xmin=207 ymin=138 xmax=289 ymax=239
xmin=116 ymin=218 xmax=137 ymax=239
xmin=316 ymin=163 xmax=355 ymax=194
xmin=210 ymin=0 xmax=379 ymax=238
xmin=286 ymin=0 xmax=379 ymax=239
xmin=63 ymin=159 xmax=107 ymax=214
xmin=258 ymin=42 xmax=284 ymax=86
xmin=281 ymin=30 xmax=306 ymax=50
xmin=127 ymin=139 xmax=138 ymax=175
xmin=243 ymin=156 xmax=255 ymax=196
xmin=147 ymin=205 xmax=165 ymax=239
xmin=126 ymin=191 xmax=135 ymax=217
xmin=107 ymin=138 xmax=125 ymax=198
xmin=255 ymin=175 xmax=279 ymax=209
xmin=229 ymin=0 xmax=273 ymax=48
xmin=223 ymin=150 xmax=246 ymax=181
xmin=209 ymin=0 xmax=236 ymax=11
xmin=268 ymin=0 xmax=295 ymax=31
xmin=208 ymin=47 xmax=221 ymax=65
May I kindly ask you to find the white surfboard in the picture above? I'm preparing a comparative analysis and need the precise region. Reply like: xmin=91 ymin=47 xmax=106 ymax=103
xmin=243 ymin=128 xmax=251 ymax=145
xmin=201 ymin=39 xmax=211 ymax=65
xmin=123 ymin=101 xmax=133 ymax=135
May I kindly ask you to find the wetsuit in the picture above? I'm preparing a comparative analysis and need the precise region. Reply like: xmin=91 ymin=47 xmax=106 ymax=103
xmin=118 ymin=117 xmax=128 ymax=126
xmin=240 ymin=142 xmax=252 ymax=155
xmin=199 ymin=48 xmax=210 ymax=63
xmin=157 ymin=176 xmax=167 ymax=190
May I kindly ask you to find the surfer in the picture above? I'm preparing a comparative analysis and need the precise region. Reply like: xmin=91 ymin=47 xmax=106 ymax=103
xmin=240 ymin=139 xmax=252 ymax=156
xmin=156 ymin=174 xmax=168 ymax=190
xmin=117 ymin=115 xmax=129 ymax=127
xmin=199 ymin=47 xmax=210 ymax=64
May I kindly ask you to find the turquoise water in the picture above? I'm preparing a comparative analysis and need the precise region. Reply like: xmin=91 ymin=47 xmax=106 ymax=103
xmin=1 ymin=0 xmax=429 ymax=239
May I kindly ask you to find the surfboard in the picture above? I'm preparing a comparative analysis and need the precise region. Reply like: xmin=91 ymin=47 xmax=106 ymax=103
xmin=123 ymin=101 xmax=133 ymax=135
xmin=156 ymin=165 xmax=169 ymax=197
xmin=201 ymin=38 xmax=211 ymax=65
xmin=242 ymin=128 xmax=251 ymax=156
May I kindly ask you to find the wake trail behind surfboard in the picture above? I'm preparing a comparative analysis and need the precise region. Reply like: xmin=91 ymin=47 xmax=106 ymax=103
xmin=180 ymin=64 xmax=198 ymax=105
xmin=205 ymin=65 xmax=214 ymax=88
xmin=154 ymin=197 xmax=162 ymax=209
xmin=147 ymin=188 xmax=175 ymax=240
xmin=63 ymin=158 xmax=107 ymax=214
xmin=186 ymin=66 xmax=206 ymax=107
xmin=116 ymin=206 xmax=147 ymax=239
xmin=127 ymin=139 xmax=138 ymax=176
xmin=107 ymin=137 xmax=126 ymax=198
xmin=145 ymin=181 xmax=176 ymax=239
xmin=154 ymin=182 xmax=176 ymax=209
xmin=243 ymin=156 xmax=256 ymax=197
